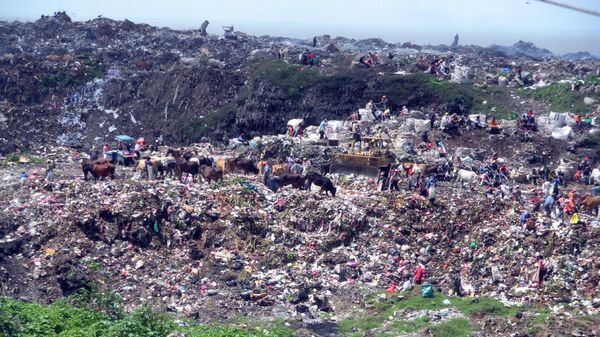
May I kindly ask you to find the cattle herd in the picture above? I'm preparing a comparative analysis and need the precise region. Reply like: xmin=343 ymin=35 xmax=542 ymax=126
xmin=80 ymin=147 xmax=337 ymax=197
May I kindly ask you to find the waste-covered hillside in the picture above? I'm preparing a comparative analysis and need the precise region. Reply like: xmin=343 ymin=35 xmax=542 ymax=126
xmin=1 ymin=12 xmax=600 ymax=337
xmin=1 ymin=12 xmax=600 ymax=151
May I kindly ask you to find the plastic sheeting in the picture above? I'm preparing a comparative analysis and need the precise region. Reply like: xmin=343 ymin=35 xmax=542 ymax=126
xmin=551 ymin=126 xmax=573 ymax=140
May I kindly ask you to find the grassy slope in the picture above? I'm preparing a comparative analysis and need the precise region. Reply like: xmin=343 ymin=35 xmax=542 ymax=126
xmin=518 ymin=77 xmax=600 ymax=115
xmin=0 ymin=297 xmax=294 ymax=337
xmin=338 ymin=290 xmax=551 ymax=337
xmin=256 ymin=60 xmax=515 ymax=118
xmin=188 ymin=60 xmax=519 ymax=140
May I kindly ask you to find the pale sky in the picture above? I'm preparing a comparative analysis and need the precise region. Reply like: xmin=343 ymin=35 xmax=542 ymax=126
xmin=2 ymin=0 xmax=600 ymax=55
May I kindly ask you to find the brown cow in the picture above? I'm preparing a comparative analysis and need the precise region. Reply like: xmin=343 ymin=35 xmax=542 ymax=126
xmin=257 ymin=160 xmax=266 ymax=174
xmin=272 ymin=164 xmax=288 ymax=175
xmin=258 ymin=162 xmax=288 ymax=175
xmin=82 ymin=159 xmax=106 ymax=180
xmin=166 ymin=147 xmax=183 ymax=158
xmin=200 ymin=166 xmax=223 ymax=183
xmin=167 ymin=148 xmax=200 ymax=182
xmin=46 ymin=54 xmax=61 ymax=62
xmin=581 ymin=195 xmax=600 ymax=216
xmin=90 ymin=163 xmax=116 ymax=181
xmin=216 ymin=158 xmax=229 ymax=172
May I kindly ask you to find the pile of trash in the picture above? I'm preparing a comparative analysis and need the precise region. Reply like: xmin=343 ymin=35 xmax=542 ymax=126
xmin=1 ymin=13 xmax=600 ymax=331
xmin=0 ymin=141 xmax=598 ymax=322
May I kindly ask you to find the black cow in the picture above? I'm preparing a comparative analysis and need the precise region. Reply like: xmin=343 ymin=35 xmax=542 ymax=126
xmin=231 ymin=158 xmax=259 ymax=174
xmin=305 ymin=172 xmax=336 ymax=197
xmin=275 ymin=173 xmax=306 ymax=189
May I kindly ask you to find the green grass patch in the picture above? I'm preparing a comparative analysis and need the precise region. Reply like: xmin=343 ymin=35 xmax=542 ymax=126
xmin=381 ymin=74 xmax=514 ymax=119
xmin=3 ymin=152 xmax=45 ymax=165
xmin=528 ymin=309 xmax=550 ymax=326
xmin=253 ymin=60 xmax=321 ymax=99
xmin=42 ymin=69 xmax=76 ymax=89
xmin=42 ymin=57 xmax=106 ymax=90
xmin=227 ymin=316 xmax=295 ymax=337
xmin=519 ymin=82 xmax=598 ymax=114
xmin=586 ymin=75 xmax=600 ymax=86
xmin=188 ymin=60 xmax=520 ymax=137
xmin=339 ymin=291 xmax=524 ymax=337
xmin=338 ymin=313 xmax=382 ymax=336
xmin=367 ymin=292 xmax=519 ymax=317
xmin=429 ymin=319 xmax=472 ymax=337
xmin=380 ymin=315 xmax=431 ymax=336
xmin=0 ymin=297 xmax=293 ymax=337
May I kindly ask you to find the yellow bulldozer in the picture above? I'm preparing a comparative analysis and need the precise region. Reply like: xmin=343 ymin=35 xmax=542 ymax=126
xmin=329 ymin=136 xmax=397 ymax=177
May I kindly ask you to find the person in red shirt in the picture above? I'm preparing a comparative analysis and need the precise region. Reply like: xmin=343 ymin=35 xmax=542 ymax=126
xmin=574 ymin=170 xmax=582 ymax=183
xmin=530 ymin=193 xmax=541 ymax=212
xmin=567 ymin=190 xmax=575 ymax=201
xmin=562 ymin=198 xmax=574 ymax=218
xmin=413 ymin=265 xmax=425 ymax=284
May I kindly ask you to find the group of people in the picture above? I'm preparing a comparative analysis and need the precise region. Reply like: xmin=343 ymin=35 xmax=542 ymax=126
xmin=435 ymin=111 xmax=497 ymax=134
xmin=538 ymin=179 xmax=580 ymax=223
xmin=517 ymin=109 xmax=537 ymax=131
xmin=522 ymin=155 xmax=600 ymax=226
xmin=477 ymin=153 xmax=510 ymax=189
xmin=573 ymin=157 xmax=595 ymax=185
xmin=94 ymin=137 xmax=163 ymax=164
xmin=427 ymin=58 xmax=450 ymax=79
xmin=358 ymin=52 xmax=379 ymax=67
xmin=299 ymin=49 xmax=319 ymax=66
xmin=378 ymin=164 xmax=439 ymax=204
xmin=316 ymin=95 xmax=400 ymax=151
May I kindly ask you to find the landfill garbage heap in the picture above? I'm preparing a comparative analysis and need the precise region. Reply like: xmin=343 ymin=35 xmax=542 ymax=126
xmin=0 ymin=141 xmax=598 ymax=325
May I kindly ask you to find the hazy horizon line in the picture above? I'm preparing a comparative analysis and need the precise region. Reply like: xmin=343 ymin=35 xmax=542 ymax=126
xmin=1 ymin=14 xmax=597 ymax=57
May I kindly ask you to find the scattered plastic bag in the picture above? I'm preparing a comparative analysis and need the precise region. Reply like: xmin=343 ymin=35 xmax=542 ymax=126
xmin=421 ymin=284 xmax=434 ymax=298
xmin=551 ymin=126 xmax=572 ymax=140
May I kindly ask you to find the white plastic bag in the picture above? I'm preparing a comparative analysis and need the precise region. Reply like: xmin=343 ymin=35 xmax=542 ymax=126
xmin=551 ymin=126 xmax=572 ymax=140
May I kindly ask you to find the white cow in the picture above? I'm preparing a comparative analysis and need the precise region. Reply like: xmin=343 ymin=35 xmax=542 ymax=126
xmin=591 ymin=168 xmax=600 ymax=185
xmin=455 ymin=169 xmax=478 ymax=187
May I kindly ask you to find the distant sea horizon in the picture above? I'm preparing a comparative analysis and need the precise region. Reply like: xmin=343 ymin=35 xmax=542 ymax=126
xmin=1 ymin=14 xmax=598 ymax=57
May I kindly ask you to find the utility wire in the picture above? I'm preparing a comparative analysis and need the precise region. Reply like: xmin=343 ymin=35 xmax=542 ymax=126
xmin=534 ymin=0 xmax=600 ymax=18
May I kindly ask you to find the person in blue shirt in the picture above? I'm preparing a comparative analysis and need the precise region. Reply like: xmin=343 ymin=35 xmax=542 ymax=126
xmin=519 ymin=211 xmax=530 ymax=225
xmin=19 ymin=172 xmax=27 ymax=184
xmin=551 ymin=177 xmax=560 ymax=196
xmin=262 ymin=162 xmax=271 ymax=186
xmin=426 ymin=176 xmax=437 ymax=204
xmin=426 ymin=176 xmax=437 ymax=188
xmin=318 ymin=120 xmax=328 ymax=140
xmin=543 ymin=195 xmax=555 ymax=217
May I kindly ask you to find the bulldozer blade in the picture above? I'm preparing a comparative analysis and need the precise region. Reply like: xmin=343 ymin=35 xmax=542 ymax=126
xmin=329 ymin=163 xmax=380 ymax=178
